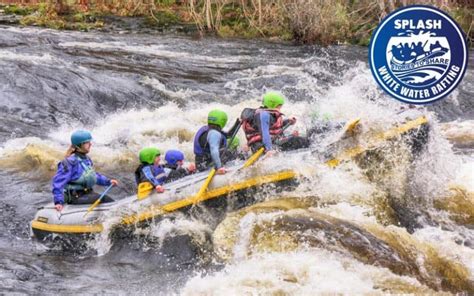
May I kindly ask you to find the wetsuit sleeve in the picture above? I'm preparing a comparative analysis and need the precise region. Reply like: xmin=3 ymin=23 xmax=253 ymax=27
xmin=259 ymin=111 xmax=272 ymax=151
xmin=52 ymin=161 xmax=73 ymax=205
xmin=95 ymin=173 xmax=111 ymax=186
xmin=142 ymin=166 xmax=163 ymax=186
xmin=207 ymin=130 xmax=223 ymax=169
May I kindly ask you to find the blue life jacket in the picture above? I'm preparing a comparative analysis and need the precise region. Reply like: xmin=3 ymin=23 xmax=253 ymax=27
xmin=193 ymin=126 xmax=227 ymax=156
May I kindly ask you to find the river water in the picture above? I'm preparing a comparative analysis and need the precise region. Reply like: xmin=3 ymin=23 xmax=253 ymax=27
xmin=0 ymin=25 xmax=473 ymax=295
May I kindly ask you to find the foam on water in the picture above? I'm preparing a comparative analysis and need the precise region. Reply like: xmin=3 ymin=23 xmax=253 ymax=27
xmin=413 ymin=226 xmax=474 ymax=275
xmin=441 ymin=120 xmax=474 ymax=148
xmin=144 ymin=215 xmax=211 ymax=248
xmin=140 ymin=77 xmax=206 ymax=103
xmin=0 ymin=51 xmax=57 ymax=64
xmin=454 ymin=161 xmax=474 ymax=192
xmin=181 ymin=250 xmax=431 ymax=295
xmin=409 ymin=119 xmax=462 ymax=200
xmin=231 ymin=211 xmax=291 ymax=261
xmin=311 ymin=202 xmax=378 ymax=224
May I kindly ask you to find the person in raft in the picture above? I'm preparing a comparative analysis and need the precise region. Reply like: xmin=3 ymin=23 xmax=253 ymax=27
xmin=241 ymin=91 xmax=310 ymax=153
xmin=193 ymin=109 xmax=235 ymax=174
xmin=52 ymin=130 xmax=118 ymax=212
xmin=163 ymin=149 xmax=196 ymax=183
xmin=135 ymin=147 xmax=166 ymax=193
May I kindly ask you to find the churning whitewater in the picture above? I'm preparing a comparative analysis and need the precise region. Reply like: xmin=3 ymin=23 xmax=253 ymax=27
xmin=0 ymin=25 xmax=473 ymax=295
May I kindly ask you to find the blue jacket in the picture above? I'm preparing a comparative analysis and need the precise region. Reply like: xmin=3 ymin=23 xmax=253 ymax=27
xmin=52 ymin=154 xmax=111 ymax=205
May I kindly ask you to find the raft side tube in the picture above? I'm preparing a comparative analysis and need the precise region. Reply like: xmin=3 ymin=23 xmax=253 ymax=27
xmin=31 ymin=170 xmax=298 ymax=238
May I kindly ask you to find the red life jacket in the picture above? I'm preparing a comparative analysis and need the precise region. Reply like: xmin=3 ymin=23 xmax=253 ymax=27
xmin=241 ymin=108 xmax=284 ymax=145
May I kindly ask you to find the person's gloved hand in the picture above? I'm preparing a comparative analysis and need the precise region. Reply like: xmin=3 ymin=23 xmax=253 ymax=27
xmin=216 ymin=167 xmax=227 ymax=175
xmin=289 ymin=116 xmax=297 ymax=125
xmin=155 ymin=185 xmax=165 ymax=193
xmin=55 ymin=204 xmax=64 ymax=212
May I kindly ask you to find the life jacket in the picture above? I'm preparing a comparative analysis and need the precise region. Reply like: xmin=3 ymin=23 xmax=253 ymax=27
xmin=134 ymin=164 xmax=166 ymax=186
xmin=193 ymin=125 xmax=227 ymax=156
xmin=62 ymin=155 xmax=97 ymax=193
xmin=241 ymin=108 xmax=284 ymax=145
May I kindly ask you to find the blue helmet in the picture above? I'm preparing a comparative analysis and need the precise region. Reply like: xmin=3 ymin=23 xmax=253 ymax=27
xmin=71 ymin=130 xmax=92 ymax=146
xmin=165 ymin=150 xmax=184 ymax=165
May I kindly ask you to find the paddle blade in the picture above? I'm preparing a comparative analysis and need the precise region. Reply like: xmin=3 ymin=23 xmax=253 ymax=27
xmin=341 ymin=118 xmax=361 ymax=138
xmin=326 ymin=158 xmax=340 ymax=168
xmin=137 ymin=182 xmax=154 ymax=200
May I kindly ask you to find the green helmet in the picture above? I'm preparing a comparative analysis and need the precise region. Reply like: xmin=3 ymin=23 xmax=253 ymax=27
xmin=262 ymin=91 xmax=285 ymax=109
xmin=228 ymin=137 xmax=240 ymax=150
xmin=208 ymin=109 xmax=228 ymax=129
xmin=139 ymin=147 xmax=161 ymax=165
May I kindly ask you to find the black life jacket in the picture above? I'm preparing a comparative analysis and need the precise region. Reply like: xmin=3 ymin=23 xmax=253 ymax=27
xmin=163 ymin=163 xmax=190 ymax=183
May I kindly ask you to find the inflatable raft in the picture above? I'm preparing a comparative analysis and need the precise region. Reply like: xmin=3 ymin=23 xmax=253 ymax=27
xmin=31 ymin=160 xmax=297 ymax=240
xmin=31 ymin=112 xmax=429 ymax=240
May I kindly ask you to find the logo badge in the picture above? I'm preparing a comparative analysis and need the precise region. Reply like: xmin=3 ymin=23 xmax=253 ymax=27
xmin=369 ymin=5 xmax=468 ymax=104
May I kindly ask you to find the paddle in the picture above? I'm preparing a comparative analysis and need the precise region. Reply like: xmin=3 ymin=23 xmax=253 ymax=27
xmin=192 ymin=168 xmax=216 ymax=204
xmin=241 ymin=147 xmax=265 ymax=169
xmin=226 ymin=119 xmax=242 ymax=147
xmin=84 ymin=184 xmax=114 ymax=218
xmin=340 ymin=117 xmax=361 ymax=139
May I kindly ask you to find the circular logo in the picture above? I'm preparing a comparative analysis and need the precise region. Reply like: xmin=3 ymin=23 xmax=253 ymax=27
xmin=369 ymin=5 xmax=468 ymax=104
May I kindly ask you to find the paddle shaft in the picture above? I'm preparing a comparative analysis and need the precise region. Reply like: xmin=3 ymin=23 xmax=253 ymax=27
xmin=84 ymin=184 xmax=114 ymax=217
xmin=242 ymin=147 xmax=265 ymax=169
xmin=227 ymin=119 xmax=242 ymax=147
xmin=193 ymin=168 xmax=216 ymax=204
